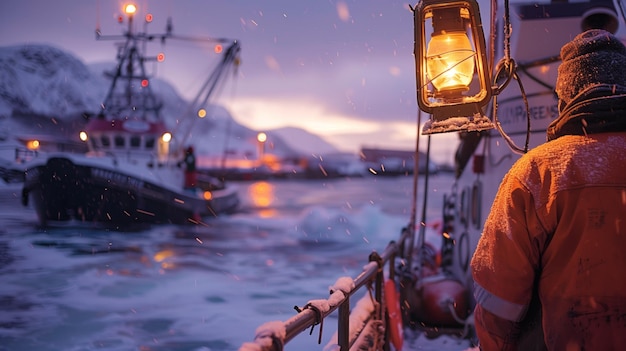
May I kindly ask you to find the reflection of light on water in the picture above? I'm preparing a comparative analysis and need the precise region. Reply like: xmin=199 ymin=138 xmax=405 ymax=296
xmin=160 ymin=262 xmax=175 ymax=271
xmin=248 ymin=181 xmax=277 ymax=218
xmin=153 ymin=249 xmax=176 ymax=271
xmin=153 ymin=249 xmax=174 ymax=262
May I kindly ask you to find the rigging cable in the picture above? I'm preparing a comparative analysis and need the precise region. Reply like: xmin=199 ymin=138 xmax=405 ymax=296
xmin=489 ymin=0 xmax=497 ymax=71
xmin=416 ymin=133 xmax=432 ymax=287
xmin=175 ymin=41 xmax=241 ymax=149
xmin=406 ymin=108 xmax=423 ymax=271
xmin=495 ymin=71 xmax=531 ymax=154
xmin=502 ymin=0 xmax=512 ymax=62
xmin=489 ymin=0 xmax=531 ymax=155
xmin=219 ymin=56 xmax=241 ymax=174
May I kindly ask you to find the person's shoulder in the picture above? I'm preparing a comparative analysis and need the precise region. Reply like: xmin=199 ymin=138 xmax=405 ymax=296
xmin=531 ymin=133 xmax=626 ymax=158
xmin=508 ymin=132 xmax=626 ymax=181
xmin=504 ymin=136 xmax=581 ymax=184
xmin=521 ymin=134 xmax=604 ymax=162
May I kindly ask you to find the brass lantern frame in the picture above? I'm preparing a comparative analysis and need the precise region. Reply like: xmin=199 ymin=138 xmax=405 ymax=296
xmin=414 ymin=0 xmax=493 ymax=134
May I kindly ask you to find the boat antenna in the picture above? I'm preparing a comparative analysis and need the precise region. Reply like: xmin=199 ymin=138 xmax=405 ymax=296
xmin=95 ymin=0 xmax=101 ymax=38
xmin=166 ymin=17 xmax=173 ymax=37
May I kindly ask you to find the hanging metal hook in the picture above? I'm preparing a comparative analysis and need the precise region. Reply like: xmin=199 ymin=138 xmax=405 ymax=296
xmin=492 ymin=57 xmax=516 ymax=96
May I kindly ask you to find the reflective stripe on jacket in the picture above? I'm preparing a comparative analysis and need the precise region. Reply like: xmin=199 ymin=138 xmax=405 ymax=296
xmin=471 ymin=132 xmax=626 ymax=350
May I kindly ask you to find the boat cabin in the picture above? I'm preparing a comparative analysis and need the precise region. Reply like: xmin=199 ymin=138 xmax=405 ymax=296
xmin=80 ymin=117 xmax=172 ymax=163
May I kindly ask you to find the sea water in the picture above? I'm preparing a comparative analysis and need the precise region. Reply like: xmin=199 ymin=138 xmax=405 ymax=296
xmin=0 ymin=174 xmax=473 ymax=351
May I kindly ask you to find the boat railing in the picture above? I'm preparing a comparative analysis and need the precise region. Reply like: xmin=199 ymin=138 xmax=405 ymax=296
xmin=239 ymin=226 xmax=413 ymax=351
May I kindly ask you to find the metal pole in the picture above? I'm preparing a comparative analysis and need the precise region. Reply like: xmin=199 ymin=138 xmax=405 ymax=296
xmin=338 ymin=297 xmax=350 ymax=350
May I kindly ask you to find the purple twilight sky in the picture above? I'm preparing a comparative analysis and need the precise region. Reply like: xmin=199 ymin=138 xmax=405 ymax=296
xmin=0 ymin=0 xmax=468 ymax=163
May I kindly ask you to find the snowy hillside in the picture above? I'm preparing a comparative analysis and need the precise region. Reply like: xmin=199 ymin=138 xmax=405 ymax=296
xmin=269 ymin=127 xmax=339 ymax=155
xmin=0 ymin=44 xmax=104 ymax=118
xmin=0 ymin=44 xmax=340 ymax=160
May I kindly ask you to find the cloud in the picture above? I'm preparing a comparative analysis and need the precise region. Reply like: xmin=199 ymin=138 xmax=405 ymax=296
xmin=221 ymin=95 xmax=457 ymax=166
xmin=223 ymin=96 xmax=381 ymax=136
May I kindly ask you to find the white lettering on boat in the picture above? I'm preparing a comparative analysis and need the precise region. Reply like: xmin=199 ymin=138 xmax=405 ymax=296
xmin=91 ymin=168 xmax=144 ymax=189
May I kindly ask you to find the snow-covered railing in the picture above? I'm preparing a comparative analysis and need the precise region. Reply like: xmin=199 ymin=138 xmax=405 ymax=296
xmin=239 ymin=227 xmax=412 ymax=351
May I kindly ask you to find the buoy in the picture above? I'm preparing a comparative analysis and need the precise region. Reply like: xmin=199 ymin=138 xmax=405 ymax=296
xmin=418 ymin=276 xmax=469 ymax=327
xmin=385 ymin=279 xmax=403 ymax=350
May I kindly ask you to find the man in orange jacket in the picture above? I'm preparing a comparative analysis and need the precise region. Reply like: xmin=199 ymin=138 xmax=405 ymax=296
xmin=471 ymin=29 xmax=626 ymax=350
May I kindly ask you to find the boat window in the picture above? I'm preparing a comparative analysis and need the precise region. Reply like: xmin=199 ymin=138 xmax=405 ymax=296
xmin=101 ymin=135 xmax=110 ymax=148
xmin=90 ymin=138 xmax=98 ymax=149
xmin=114 ymin=135 xmax=125 ymax=148
xmin=145 ymin=137 xmax=155 ymax=149
xmin=130 ymin=135 xmax=141 ymax=148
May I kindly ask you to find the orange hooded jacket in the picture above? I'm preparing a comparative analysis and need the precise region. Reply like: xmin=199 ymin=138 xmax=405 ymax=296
xmin=471 ymin=29 xmax=626 ymax=351
xmin=471 ymin=131 xmax=626 ymax=350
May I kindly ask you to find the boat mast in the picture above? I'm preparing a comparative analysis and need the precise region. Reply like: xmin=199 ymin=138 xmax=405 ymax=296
xmin=95 ymin=4 xmax=171 ymax=121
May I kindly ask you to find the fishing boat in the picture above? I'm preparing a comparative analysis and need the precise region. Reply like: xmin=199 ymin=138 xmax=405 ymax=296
xmin=21 ymin=4 xmax=240 ymax=227
xmin=239 ymin=0 xmax=625 ymax=349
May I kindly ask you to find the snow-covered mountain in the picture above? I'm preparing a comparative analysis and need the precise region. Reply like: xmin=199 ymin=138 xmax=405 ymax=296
xmin=0 ymin=43 xmax=340 ymax=161
xmin=269 ymin=127 xmax=339 ymax=155
xmin=0 ymin=44 xmax=104 ymax=118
